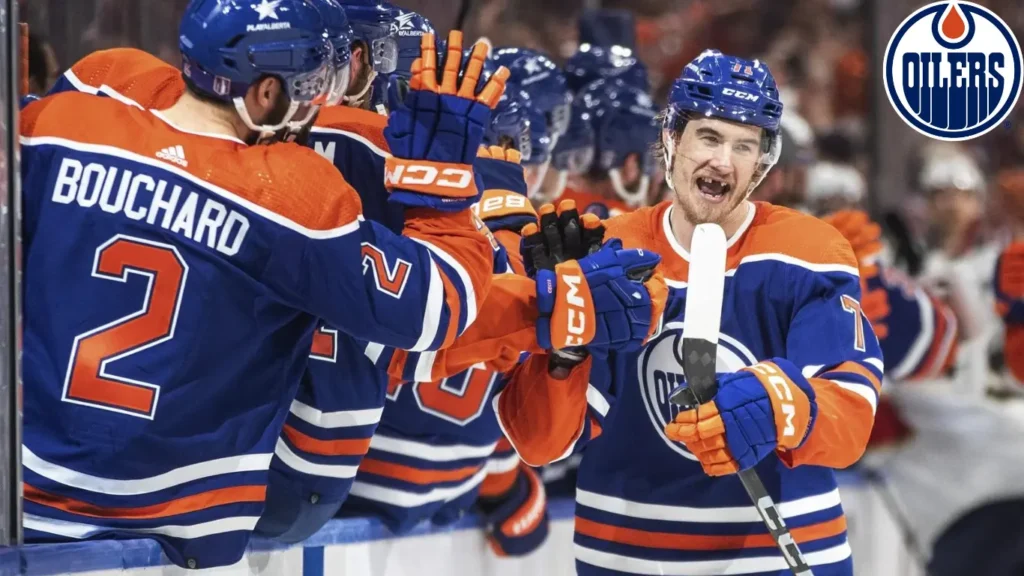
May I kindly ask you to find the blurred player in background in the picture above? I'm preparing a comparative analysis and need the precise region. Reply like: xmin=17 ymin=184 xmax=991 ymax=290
xmin=497 ymin=50 xmax=882 ymax=576
xmin=19 ymin=0 xmax=513 ymax=566
xmin=558 ymin=78 xmax=659 ymax=217
xmin=366 ymin=6 xmax=435 ymax=115
xmin=538 ymin=95 xmax=596 ymax=207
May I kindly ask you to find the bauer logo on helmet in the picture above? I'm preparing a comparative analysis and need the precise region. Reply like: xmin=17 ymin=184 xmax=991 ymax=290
xmin=884 ymin=1 xmax=1023 ymax=141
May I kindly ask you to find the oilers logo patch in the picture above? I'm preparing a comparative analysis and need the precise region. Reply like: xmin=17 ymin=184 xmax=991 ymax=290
xmin=637 ymin=321 xmax=756 ymax=461
xmin=884 ymin=1 xmax=1022 ymax=141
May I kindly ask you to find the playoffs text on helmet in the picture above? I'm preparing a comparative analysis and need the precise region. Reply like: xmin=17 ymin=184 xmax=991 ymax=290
xmin=884 ymin=1 xmax=1023 ymax=141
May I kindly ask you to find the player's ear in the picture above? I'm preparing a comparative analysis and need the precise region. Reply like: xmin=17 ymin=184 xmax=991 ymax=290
xmin=244 ymin=75 xmax=283 ymax=119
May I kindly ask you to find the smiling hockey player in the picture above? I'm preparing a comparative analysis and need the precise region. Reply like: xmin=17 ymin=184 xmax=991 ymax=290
xmin=496 ymin=50 xmax=883 ymax=575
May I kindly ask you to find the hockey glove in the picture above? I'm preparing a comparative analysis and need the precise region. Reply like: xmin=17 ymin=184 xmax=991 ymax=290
xmin=664 ymin=358 xmax=817 ymax=476
xmin=473 ymin=146 xmax=538 ymax=234
xmin=384 ymin=31 xmax=509 ymax=211
xmin=996 ymin=240 xmax=1024 ymax=324
xmin=477 ymin=463 xmax=549 ymax=557
xmin=522 ymin=200 xmax=606 ymax=279
xmin=535 ymin=238 xmax=666 ymax=357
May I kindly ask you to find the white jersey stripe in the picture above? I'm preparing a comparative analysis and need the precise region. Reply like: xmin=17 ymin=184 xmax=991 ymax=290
xmin=24 ymin=513 xmax=260 ymax=541
xmin=19 ymin=136 xmax=362 ymax=240
xmin=369 ymin=434 xmax=497 ymax=462
xmin=575 ymin=487 xmax=842 ymax=524
xmin=410 ymin=237 xmax=478 ymax=331
xmin=833 ymin=380 xmax=878 ymax=415
xmin=485 ymin=451 xmax=521 ymax=475
xmin=288 ymin=400 xmax=383 ymax=429
xmin=23 ymin=445 xmax=272 ymax=496
xmin=574 ymin=541 xmax=852 ymax=575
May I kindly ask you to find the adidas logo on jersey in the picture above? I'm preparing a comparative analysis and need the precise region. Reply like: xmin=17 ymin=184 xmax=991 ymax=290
xmin=156 ymin=145 xmax=188 ymax=167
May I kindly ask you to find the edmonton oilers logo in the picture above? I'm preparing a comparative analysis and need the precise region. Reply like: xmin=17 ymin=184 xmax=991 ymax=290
xmin=637 ymin=321 xmax=756 ymax=460
xmin=884 ymin=2 xmax=1022 ymax=141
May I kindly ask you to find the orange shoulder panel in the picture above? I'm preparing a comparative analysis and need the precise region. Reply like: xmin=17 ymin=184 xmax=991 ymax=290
xmin=604 ymin=201 xmax=667 ymax=250
xmin=738 ymin=202 xmax=859 ymax=270
xmin=314 ymin=105 xmax=390 ymax=154
xmin=24 ymin=94 xmax=362 ymax=232
xmin=70 ymin=47 xmax=184 ymax=109
xmin=235 ymin=143 xmax=364 ymax=231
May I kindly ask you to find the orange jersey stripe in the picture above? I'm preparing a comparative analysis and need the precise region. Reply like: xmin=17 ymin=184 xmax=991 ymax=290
xmin=781 ymin=376 xmax=876 ymax=469
xmin=281 ymin=424 xmax=372 ymax=457
xmin=574 ymin=514 xmax=847 ymax=552
xmin=358 ymin=458 xmax=482 ymax=485
xmin=24 ymin=483 xmax=265 ymax=520
xmin=314 ymin=105 xmax=389 ymax=153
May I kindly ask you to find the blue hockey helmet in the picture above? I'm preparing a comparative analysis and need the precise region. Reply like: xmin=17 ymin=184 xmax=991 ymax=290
xmin=484 ymin=86 xmax=532 ymax=162
xmin=179 ymin=0 xmax=333 ymax=136
xmin=338 ymin=0 xmax=402 ymax=105
xmin=310 ymin=0 xmax=355 ymax=105
xmin=491 ymin=47 xmax=572 ymax=139
xmin=368 ymin=8 xmax=435 ymax=113
xmin=518 ymin=89 xmax=553 ymax=167
xmin=663 ymin=49 xmax=784 ymax=196
xmin=564 ymin=43 xmax=649 ymax=94
xmin=578 ymin=78 xmax=659 ymax=207
xmin=551 ymin=97 xmax=596 ymax=175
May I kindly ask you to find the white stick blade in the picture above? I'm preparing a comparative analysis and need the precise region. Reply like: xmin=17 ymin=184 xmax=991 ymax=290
xmin=683 ymin=223 xmax=727 ymax=344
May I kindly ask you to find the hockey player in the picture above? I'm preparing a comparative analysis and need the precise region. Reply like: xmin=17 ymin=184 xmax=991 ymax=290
xmin=564 ymin=42 xmax=650 ymax=93
xmin=19 ymin=0 xmax=516 ymax=566
xmin=559 ymin=78 xmax=659 ymax=217
xmin=367 ymin=7 xmax=435 ymax=115
xmin=29 ymin=6 xmax=666 ymax=551
xmin=339 ymin=0 xmax=405 ymax=109
xmin=538 ymin=96 xmax=596 ymax=206
xmin=496 ymin=50 xmax=883 ymax=575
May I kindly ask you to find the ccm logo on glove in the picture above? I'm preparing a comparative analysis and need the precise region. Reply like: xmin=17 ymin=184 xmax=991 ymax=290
xmin=384 ymin=158 xmax=476 ymax=197
xmin=748 ymin=363 xmax=797 ymax=438
xmin=553 ymin=262 xmax=596 ymax=348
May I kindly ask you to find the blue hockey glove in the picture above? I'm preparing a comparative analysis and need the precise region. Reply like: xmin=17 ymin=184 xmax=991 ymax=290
xmin=665 ymin=358 xmax=818 ymax=476
xmin=384 ymin=31 xmax=510 ymax=212
xmin=477 ymin=463 xmax=550 ymax=557
xmin=535 ymin=238 xmax=666 ymax=357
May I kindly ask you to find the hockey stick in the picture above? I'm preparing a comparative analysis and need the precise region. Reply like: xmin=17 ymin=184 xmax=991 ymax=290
xmin=668 ymin=223 xmax=815 ymax=576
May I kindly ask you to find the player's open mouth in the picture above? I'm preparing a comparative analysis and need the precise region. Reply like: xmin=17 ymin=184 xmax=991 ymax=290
xmin=695 ymin=176 xmax=731 ymax=204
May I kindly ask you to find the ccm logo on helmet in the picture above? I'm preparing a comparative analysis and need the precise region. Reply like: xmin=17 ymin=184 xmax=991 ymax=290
xmin=561 ymin=274 xmax=588 ymax=347
xmin=722 ymin=87 xmax=760 ymax=102
xmin=385 ymin=165 xmax=474 ymax=189
xmin=884 ymin=2 xmax=1023 ymax=141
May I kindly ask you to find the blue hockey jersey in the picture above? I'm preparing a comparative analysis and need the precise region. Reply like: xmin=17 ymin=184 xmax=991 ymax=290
xmin=497 ymin=201 xmax=884 ymax=575
xmin=20 ymin=86 xmax=495 ymax=568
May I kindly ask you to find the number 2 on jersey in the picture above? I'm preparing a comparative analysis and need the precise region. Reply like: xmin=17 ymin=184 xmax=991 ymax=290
xmin=62 ymin=235 xmax=188 ymax=420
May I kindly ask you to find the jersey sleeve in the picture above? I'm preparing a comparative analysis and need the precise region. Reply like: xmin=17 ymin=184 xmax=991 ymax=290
xmin=866 ymin=266 xmax=959 ymax=382
xmin=780 ymin=237 xmax=885 ymax=470
xmin=261 ymin=150 xmax=494 ymax=352
xmin=494 ymin=353 xmax=616 ymax=467
xmin=367 ymin=274 xmax=542 ymax=383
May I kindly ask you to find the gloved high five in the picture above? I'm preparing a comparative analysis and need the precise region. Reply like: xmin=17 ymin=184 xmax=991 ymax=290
xmin=665 ymin=358 xmax=818 ymax=476
xmin=521 ymin=200 xmax=667 ymax=363
xmin=384 ymin=31 xmax=509 ymax=211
